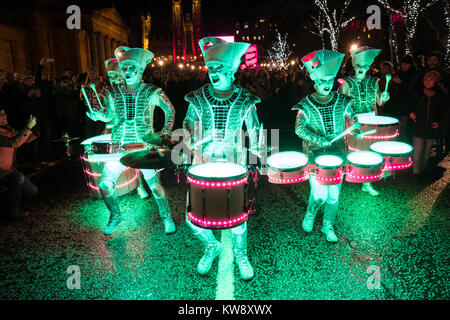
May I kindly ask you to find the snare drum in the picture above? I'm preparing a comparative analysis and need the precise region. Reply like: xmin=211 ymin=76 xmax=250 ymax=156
xmin=313 ymin=155 xmax=344 ymax=185
xmin=187 ymin=162 xmax=249 ymax=230
xmin=369 ymin=141 xmax=413 ymax=171
xmin=347 ymin=115 xmax=399 ymax=151
xmin=266 ymin=152 xmax=309 ymax=184
xmin=81 ymin=134 xmax=139 ymax=199
xmin=345 ymin=151 xmax=384 ymax=183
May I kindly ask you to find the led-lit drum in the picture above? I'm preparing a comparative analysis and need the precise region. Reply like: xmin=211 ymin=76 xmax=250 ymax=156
xmin=81 ymin=134 xmax=139 ymax=199
xmin=345 ymin=151 xmax=384 ymax=183
xmin=347 ymin=115 xmax=399 ymax=151
xmin=370 ymin=141 xmax=413 ymax=171
xmin=187 ymin=162 xmax=249 ymax=230
xmin=266 ymin=152 xmax=309 ymax=184
xmin=313 ymin=155 xmax=345 ymax=185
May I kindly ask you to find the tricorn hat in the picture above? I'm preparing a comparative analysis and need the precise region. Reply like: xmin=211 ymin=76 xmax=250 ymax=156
xmin=301 ymin=50 xmax=344 ymax=81
xmin=350 ymin=46 xmax=381 ymax=66
xmin=199 ymin=37 xmax=250 ymax=71
xmin=114 ymin=46 xmax=154 ymax=71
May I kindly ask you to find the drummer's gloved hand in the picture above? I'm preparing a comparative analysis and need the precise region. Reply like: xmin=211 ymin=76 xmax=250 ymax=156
xmin=86 ymin=110 xmax=100 ymax=121
xmin=318 ymin=138 xmax=331 ymax=148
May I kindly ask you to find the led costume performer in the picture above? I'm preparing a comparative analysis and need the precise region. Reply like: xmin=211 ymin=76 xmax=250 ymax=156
xmin=293 ymin=50 xmax=359 ymax=242
xmin=103 ymin=58 xmax=149 ymax=200
xmin=86 ymin=47 xmax=176 ymax=236
xmin=183 ymin=37 xmax=261 ymax=280
xmin=339 ymin=46 xmax=390 ymax=196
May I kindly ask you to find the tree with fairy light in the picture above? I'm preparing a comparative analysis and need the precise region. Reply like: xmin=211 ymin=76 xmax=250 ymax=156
xmin=377 ymin=0 xmax=441 ymax=56
xmin=266 ymin=32 xmax=292 ymax=70
xmin=313 ymin=0 xmax=355 ymax=51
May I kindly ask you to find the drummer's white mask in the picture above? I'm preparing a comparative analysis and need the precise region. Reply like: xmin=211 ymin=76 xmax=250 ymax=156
xmin=354 ymin=63 xmax=370 ymax=81
xmin=107 ymin=70 xmax=124 ymax=86
xmin=121 ymin=61 xmax=143 ymax=86
xmin=314 ymin=76 xmax=334 ymax=96
xmin=207 ymin=62 xmax=235 ymax=91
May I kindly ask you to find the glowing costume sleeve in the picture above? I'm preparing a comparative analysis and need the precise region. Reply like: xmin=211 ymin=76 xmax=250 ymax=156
xmin=151 ymin=88 xmax=175 ymax=134
xmin=244 ymin=104 xmax=260 ymax=153
xmin=293 ymin=101 xmax=329 ymax=146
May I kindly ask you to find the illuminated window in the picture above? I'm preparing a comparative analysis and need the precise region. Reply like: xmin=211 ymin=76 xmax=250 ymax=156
xmin=246 ymin=36 xmax=250 ymax=41
xmin=259 ymin=19 xmax=265 ymax=23
xmin=236 ymin=30 xmax=239 ymax=34
xmin=242 ymin=36 xmax=245 ymax=41
xmin=258 ymin=36 xmax=261 ymax=40
xmin=253 ymin=36 xmax=256 ymax=40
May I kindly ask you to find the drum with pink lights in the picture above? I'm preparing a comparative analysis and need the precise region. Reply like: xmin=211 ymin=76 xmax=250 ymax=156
xmin=345 ymin=151 xmax=384 ymax=183
xmin=313 ymin=155 xmax=345 ymax=185
xmin=266 ymin=152 xmax=310 ymax=184
xmin=369 ymin=141 xmax=413 ymax=171
xmin=81 ymin=134 xmax=139 ymax=199
xmin=187 ymin=162 xmax=250 ymax=230
xmin=347 ymin=115 xmax=399 ymax=151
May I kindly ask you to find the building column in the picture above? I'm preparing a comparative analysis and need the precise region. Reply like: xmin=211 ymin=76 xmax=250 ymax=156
xmin=96 ymin=32 xmax=105 ymax=73
xmin=104 ymin=35 xmax=112 ymax=59
xmin=89 ymin=31 xmax=99 ymax=70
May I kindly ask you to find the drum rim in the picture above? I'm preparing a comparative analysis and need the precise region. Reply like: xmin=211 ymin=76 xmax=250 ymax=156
xmin=369 ymin=142 xmax=413 ymax=156
xmin=81 ymin=134 xmax=113 ymax=145
xmin=267 ymin=152 xmax=309 ymax=172
xmin=187 ymin=162 xmax=249 ymax=182
xmin=357 ymin=115 xmax=399 ymax=126
xmin=314 ymin=155 xmax=344 ymax=168
xmin=346 ymin=151 xmax=384 ymax=168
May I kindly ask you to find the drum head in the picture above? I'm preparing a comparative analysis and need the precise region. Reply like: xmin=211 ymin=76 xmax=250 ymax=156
xmin=370 ymin=141 xmax=413 ymax=156
xmin=357 ymin=115 xmax=399 ymax=126
xmin=187 ymin=162 xmax=248 ymax=181
xmin=314 ymin=155 xmax=344 ymax=168
xmin=81 ymin=134 xmax=112 ymax=145
xmin=346 ymin=151 xmax=384 ymax=167
xmin=267 ymin=152 xmax=309 ymax=172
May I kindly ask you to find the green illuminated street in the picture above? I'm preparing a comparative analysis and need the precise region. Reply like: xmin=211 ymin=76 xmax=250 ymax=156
xmin=0 ymin=154 xmax=448 ymax=300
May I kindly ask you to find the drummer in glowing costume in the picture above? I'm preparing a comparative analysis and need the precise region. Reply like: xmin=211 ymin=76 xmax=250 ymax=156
xmin=183 ymin=37 xmax=261 ymax=280
xmin=103 ymin=58 xmax=149 ymax=200
xmin=293 ymin=50 xmax=359 ymax=242
xmin=86 ymin=47 xmax=176 ymax=236
xmin=339 ymin=46 xmax=390 ymax=196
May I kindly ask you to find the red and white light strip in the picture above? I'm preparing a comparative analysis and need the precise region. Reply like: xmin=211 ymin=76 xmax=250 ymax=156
xmin=315 ymin=174 xmax=343 ymax=183
xmin=87 ymin=172 xmax=139 ymax=191
xmin=384 ymin=160 xmax=413 ymax=171
xmin=347 ymin=172 xmax=383 ymax=180
xmin=268 ymin=174 xmax=309 ymax=184
xmin=187 ymin=177 xmax=248 ymax=187
xmin=188 ymin=212 xmax=249 ymax=228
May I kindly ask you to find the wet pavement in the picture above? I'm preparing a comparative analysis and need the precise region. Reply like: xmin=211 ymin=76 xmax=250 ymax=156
xmin=0 ymin=150 xmax=449 ymax=300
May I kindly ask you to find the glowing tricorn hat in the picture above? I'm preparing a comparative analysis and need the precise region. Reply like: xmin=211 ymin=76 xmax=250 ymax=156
xmin=104 ymin=58 xmax=120 ymax=73
xmin=114 ymin=46 xmax=154 ymax=70
xmin=350 ymin=46 xmax=381 ymax=66
xmin=199 ymin=37 xmax=250 ymax=71
xmin=301 ymin=50 xmax=345 ymax=81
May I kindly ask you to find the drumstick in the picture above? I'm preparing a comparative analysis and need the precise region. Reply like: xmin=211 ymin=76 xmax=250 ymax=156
xmin=81 ymin=87 xmax=94 ymax=113
xmin=192 ymin=136 xmax=213 ymax=149
xmin=330 ymin=123 xmax=359 ymax=144
xmin=90 ymin=83 xmax=104 ymax=109
xmin=383 ymin=74 xmax=392 ymax=95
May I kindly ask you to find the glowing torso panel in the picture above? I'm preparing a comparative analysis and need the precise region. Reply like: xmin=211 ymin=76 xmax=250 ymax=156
xmin=103 ymin=83 xmax=173 ymax=145
xmin=344 ymin=77 xmax=378 ymax=114
xmin=184 ymin=84 xmax=260 ymax=163
xmin=294 ymin=92 xmax=355 ymax=141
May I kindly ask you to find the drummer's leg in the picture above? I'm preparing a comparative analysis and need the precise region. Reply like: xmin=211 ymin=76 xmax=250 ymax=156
xmin=186 ymin=214 xmax=222 ymax=276
xmin=99 ymin=161 xmax=126 ymax=236
xmin=303 ymin=176 xmax=327 ymax=232
xmin=231 ymin=222 xmax=254 ymax=281
xmin=361 ymin=181 xmax=380 ymax=196
xmin=136 ymin=172 xmax=149 ymax=199
xmin=141 ymin=169 xmax=176 ymax=235
xmin=322 ymin=183 xmax=342 ymax=243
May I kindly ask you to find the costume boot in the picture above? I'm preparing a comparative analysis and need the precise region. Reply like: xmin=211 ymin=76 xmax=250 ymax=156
xmin=154 ymin=195 xmax=176 ymax=235
xmin=103 ymin=193 xmax=123 ymax=236
xmin=194 ymin=229 xmax=223 ymax=276
xmin=232 ymin=226 xmax=254 ymax=281
xmin=361 ymin=182 xmax=379 ymax=196
xmin=321 ymin=201 xmax=339 ymax=243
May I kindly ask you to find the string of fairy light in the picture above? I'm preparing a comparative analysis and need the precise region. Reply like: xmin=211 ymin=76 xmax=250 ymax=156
xmin=266 ymin=32 xmax=292 ymax=70
xmin=389 ymin=14 xmax=400 ymax=65
xmin=444 ymin=1 xmax=450 ymax=65
xmin=378 ymin=0 xmax=440 ymax=55
xmin=314 ymin=0 xmax=355 ymax=51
